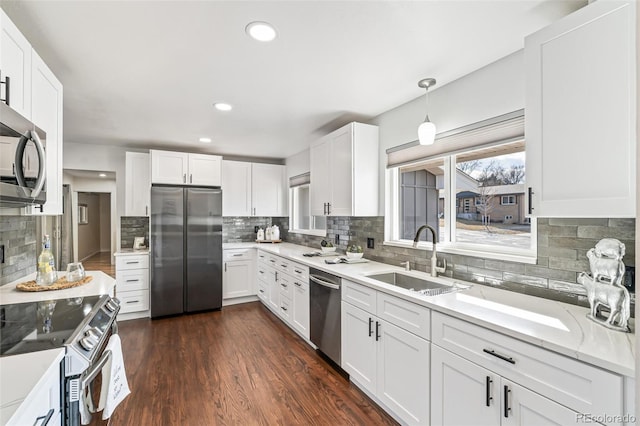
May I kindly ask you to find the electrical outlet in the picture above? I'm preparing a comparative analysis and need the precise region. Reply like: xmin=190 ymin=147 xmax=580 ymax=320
xmin=367 ymin=238 xmax=374 ymax=249
xmin=254 ymin=226 xmax=259 ymax=233
xmin=0 ymin=244 xmax=4 ymax=264
xmin=335 ymin=234 xmax=340 ymax=245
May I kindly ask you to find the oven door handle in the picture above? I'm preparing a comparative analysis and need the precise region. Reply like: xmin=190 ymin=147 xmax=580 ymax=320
xmin=309 ymin=275 xmax=340 ymax=290
xmin=81 ymin=349 xmax=112 ymax=390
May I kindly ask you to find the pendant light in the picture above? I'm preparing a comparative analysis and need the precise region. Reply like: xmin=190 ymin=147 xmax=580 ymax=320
xmin=417 ymin=78 xmax=437 ymax=145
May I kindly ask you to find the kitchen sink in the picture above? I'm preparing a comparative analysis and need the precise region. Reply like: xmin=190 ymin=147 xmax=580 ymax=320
xmin=366 ymin=272 xmax=467 ymax=296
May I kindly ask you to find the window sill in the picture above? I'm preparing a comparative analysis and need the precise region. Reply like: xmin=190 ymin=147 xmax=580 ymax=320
xmin=288 ymin=228 xmax=327 ymax=237
xmin=382 ymin=240 xmax=537 ymax=265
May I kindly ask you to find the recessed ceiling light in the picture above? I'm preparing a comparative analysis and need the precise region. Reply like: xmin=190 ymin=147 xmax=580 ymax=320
xmin=214 ymin=103 xmax=232 ymax=111
xmin=245 ymin=21 xmax=277 ymax=42
xmin=98 ymin=173 xmax=106 ymax=177
xmin=199 ymin=137 xmax=212 ymax=143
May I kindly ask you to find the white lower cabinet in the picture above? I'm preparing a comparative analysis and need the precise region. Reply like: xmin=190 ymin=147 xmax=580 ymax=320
xmin=431 ymin=311 xmax=626 ymax=426
xmin=223 ymin=249 xmax=255 ymax=300
xmin=256 ymin=250 xmax=309 ymax=340
xmin=431 ymin=345 xmax=579 ymax=426
xmin=115 ymin=253 xmax=150 ymax=317
xmin=341 ymin=280 xmax=430 ymax=425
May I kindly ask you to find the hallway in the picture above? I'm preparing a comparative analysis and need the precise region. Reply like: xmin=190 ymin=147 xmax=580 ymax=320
xmin=82 ymin=252 xmax=115 ymax=278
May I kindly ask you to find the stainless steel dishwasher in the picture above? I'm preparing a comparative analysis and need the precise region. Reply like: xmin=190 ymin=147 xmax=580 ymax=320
xmin=309 ymin=268 xmax=342 ymax=366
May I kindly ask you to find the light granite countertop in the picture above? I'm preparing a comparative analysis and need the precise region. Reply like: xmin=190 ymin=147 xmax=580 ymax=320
xmin=0 ymin=271 xmax=116 ymax=305
xmin=230 ymin=242 xmax=635 ymax=377
xmin=114 ymin=249 xmax=150 ymax=256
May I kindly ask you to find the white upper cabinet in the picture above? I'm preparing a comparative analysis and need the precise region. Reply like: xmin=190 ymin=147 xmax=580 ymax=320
xmin=0 ymin=9 xmax=31 ymax=120
xmin=125 ymin=152 xmax=151 ymax=216
xmin=525 ymin=0 xmax=636 ymax=217
xmin=221 ymin=160 xmax=286 ymax=217
xmin=251 ymin=163 xmax=285 ymax=216
xmin=29 ymin=50 xmax=63 ymax=215
xmin=310 ymin=122 xmax=379 ymax=217
xmin=150 ymin=149 xmax=221 ymax=186
xmin=221 ymin=160 xmax=252 ymax=216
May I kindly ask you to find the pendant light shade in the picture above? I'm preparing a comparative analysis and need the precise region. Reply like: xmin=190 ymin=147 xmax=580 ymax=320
xmin=417 ymin=78 xmax=436 ymax=145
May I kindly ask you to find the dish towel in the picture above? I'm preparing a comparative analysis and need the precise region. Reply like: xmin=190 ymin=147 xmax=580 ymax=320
xmin=97 ymin=334 xmax=131 ymax=420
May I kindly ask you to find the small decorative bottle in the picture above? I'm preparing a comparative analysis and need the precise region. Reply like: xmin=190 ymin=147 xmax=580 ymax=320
xmin=36 ymin=234 xmax=58 ymax=286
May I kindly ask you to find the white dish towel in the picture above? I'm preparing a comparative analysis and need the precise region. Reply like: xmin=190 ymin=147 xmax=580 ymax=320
xmin=97 ymin=334 xmax=131 ymax=420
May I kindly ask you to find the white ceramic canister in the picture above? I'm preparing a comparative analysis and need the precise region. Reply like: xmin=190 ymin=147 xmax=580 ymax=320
xmin=265 ymin=226 xmax=272 ymax=241
xmin=257 ymin=228 xmax=265 ymax=241
xmin=272 ymin=225 xmax=280 ymax=240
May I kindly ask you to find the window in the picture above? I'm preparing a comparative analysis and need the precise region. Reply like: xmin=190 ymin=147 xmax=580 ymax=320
xmin=289 ymin=181 xmax=326 ymax=236
xmin=501 ymin=195 xmax=516 ymax=205
xmin=386 ymin=139 xmax=535 ymax=261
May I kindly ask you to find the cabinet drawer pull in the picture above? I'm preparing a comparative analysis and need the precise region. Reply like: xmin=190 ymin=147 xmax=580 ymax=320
xmin=485 ymin=376 xmax=493 ymax=407
xmin=34 ymin=408 xmax=54 ymax=426
xmin=259 ymin=289 xmax=265 ymax=293
xmin=294 ymin=269 xmax=302 ymax=274
xmin=280 ymin=283 xmax=287 ymax=288
xmin=280 ymin=264 xmax=287 ymax=268
xmin=504 ymin=385 xmax=511 ymax=418
xmin=126 ymin=261 xmax=140 ymax=264
xmin=294 ymin=282 xmax=302 ymax=287
xmin=375 ymin=321 xmax=381 ymax=341
xmin=281 ymin=306 xmax=288 ymax=311
xmin=232 ymin=253 xmax=243 ymax=257
xmin=368 ymin=317 xmax=373 ymax=337
xmin=259 ymin=270 xmax=264 ymax=274
xmin=125 ymin=279 xmax=139 ymax=283
xmin=270 ymin=259 xmax=276 ymax=263
xmin=126 ymin=300 xmax=139 ymax=304
xmin=483 ymin=348 xmax=515 ymax=364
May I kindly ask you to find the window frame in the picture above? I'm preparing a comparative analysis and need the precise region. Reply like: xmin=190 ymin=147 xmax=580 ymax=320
xmin=384 ymin=151 xmax=537 ymax=264
xmin=288 ymin=184 xmax=327 ymax=237
xmin=501 ymin=195 xmax=516 ymax=205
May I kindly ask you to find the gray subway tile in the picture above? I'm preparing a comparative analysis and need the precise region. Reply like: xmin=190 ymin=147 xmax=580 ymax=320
xmin=503 ymin=272 xmax=548 ymax=288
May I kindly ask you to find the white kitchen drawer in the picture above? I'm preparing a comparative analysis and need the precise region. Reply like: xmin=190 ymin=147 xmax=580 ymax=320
xmin=256 ymin=262 xmax=270 ymax=283
xmin=342 ymin=279 xmax=376 ymax=314
xmin=279 ymin=296 xmax=291 ymax=323
xmin=431 ymin=312 xmax=623 ymax=418
xmin=257 ymin=280 xmax=268 ymax=303
xmin=278 ymin=273 xmax=294 ymax=300
xmin=376 ymin=292 xmax=430 ymax=340
xmin=290 ymin=262 xmax=309 ymax=282
xmin=116 ymin=269 xmax=148 ymax=291
xmin=116 ymin=254 xmax=149 ymax=271
xmin=223 ymin=248 xmax=255 ymax=261
xmin=257 ymin=250 xmax=268 ymax=262
xmin=118 ymin=290 xmax=150 ymax=314
xmin=8 ymin=358 xmax=61 ymax=426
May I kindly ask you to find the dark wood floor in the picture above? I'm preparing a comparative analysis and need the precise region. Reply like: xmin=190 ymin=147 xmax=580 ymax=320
xmin=91 ymin=302 xmax=397 ymax=426
xmin=83 ymin=252 xmax=115 ymax=278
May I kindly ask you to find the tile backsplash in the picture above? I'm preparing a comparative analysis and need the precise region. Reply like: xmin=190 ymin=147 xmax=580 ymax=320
xmin=0 ymin=216 xmax=37 ymax=285
xmin=223 ymin=217 xmax=274 ymax=243
xmin=276 ymin=216 xmax=635 ymax=311
xmin=120 ymin=216 xmax=149 ymax=249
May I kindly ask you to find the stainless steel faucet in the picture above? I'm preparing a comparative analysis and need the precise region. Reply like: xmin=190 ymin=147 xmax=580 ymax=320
xmin=413 ymin=224 xmax=443 ymax=277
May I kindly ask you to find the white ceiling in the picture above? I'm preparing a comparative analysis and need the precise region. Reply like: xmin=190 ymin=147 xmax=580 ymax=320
xmin=1 ymin=1 xmax=585 ymax=160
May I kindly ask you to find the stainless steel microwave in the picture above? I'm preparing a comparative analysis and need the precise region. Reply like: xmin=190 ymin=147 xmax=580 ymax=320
xmin=0 ymin=101 xmax=47 ymax=208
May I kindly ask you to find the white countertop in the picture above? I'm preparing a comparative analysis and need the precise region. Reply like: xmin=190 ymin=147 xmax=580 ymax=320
xmin=114 ymin=249 xmax=149 ymax=256
xmin=0 ymin=271 xmax=116 ymax=305
xmin=0 ymin=348 xmax=64 ymax=424
xmin=249 ymin=242 xmax=635 ymax=377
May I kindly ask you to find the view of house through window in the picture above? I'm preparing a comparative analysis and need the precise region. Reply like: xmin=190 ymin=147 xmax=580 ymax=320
xmin=393 ymin=140 xmax=532 ymax=255
xmin=454 ymin=144 xmax=530 ymax=250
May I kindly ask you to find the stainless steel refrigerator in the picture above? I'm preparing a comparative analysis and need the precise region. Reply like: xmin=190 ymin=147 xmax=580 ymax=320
xmin=150 ymin=185 xmax=223 ymax=318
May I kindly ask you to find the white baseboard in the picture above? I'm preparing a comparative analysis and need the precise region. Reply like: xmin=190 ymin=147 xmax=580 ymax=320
xmin=222 ymin=295 xmax=259 ymax=306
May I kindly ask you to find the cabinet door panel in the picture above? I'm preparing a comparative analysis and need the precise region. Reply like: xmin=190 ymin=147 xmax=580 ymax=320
xmin=328 ymin=126 xmax=353 ymax=216
xmin=151 ymin=150 xmax=188 ymax=184
xmin=30 ymin=50 xmax=63 ymax=215
xmin=223 ymin=259 xmax=254 ymax=299
xmin=221 ymin=160 xmax=251 ymax=216
xmin=0 ymin=10 xmax=31 ymax=119
xmin=252 ymin=163 xmax=285 ymax=216
xmin=377 ymin=319 xmax=430 ymax=425
xmin=309 ymin=137 xmax=330 ymax=216
xmin=292 ymin=279 xmax=310 ymax=339
xmin=525 ymin=1 xmax=635 ymax=217
xmin=341 ymin=301 xmax=376 ymax=394
xmin=431 ymin=345 xmax=500 ymax=426
xmin=189 ymin=154 xmax=221 ymax=186
xmin=125 ymin=152 xmax=151 ymax=216
xmin=503 ymin=380 xmax=581 ymax=426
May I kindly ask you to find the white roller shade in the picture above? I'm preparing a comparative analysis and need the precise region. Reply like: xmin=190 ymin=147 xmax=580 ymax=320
xmin=387 ymin=109 xmax=524 ymax=168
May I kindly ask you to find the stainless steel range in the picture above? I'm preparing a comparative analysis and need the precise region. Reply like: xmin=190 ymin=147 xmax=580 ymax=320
xmin=0 ymin=294 xmax=120 ymax=425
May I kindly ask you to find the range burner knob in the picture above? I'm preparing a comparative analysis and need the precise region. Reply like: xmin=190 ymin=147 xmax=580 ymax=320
xmin=105 ymin=298 xmax=120 ymax=312
xmin=79 ymin=336 xmax=96 ymax=351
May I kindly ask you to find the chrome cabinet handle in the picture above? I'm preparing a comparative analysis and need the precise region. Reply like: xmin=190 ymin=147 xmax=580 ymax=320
xmin=528 ymin=187 xmax=534 ymax=214
xmin=146 ymin=206 xmax=148 ymax=216
xmin=294 ymin=282 xmax=302 ymax=287
xmin=125 ymin=279 xmax=139 ymax=282
xmin=375 ymin=321 xmax=381 ymax=341
xmin=190 ymin=174 xmax=193 ymax=183
xmin=483 ymin=348 xmax=515 ymax=364
xmin=183 ymin=174 xmax=186 ymax=183
xmin=309 ymin=275 xmax=340 ymax=290
xmin=126 ymin=300 xmax=139 ymax=304
xmin=0 ymin=73 xmax=10 ymax=106
xmin=126 ymin=261 xmax=139 ymax=264
xmin=294 ymin=269 xmax=302 ymax=274
xmin=327 ymin=202 xmax=331 ymax=215
xmin=485 ymin=376 xmax=493 ymax=407
xmin=232 ymin=253 xmax=243 ymax=257
xmin=368 ymin=317 xmax=373 ymax=337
